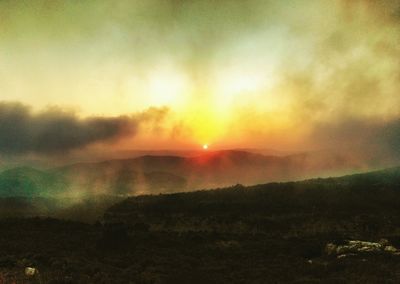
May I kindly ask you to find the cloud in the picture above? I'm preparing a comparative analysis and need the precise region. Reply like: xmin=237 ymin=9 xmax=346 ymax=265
xmin=0 ymin=0 xmax=399 ymax=154
xmin=0 ymin=102 xmax=168 ymax=155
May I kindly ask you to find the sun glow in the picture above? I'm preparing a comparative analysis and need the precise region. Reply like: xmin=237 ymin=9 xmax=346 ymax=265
xmin=203 ymin=144 xmax=209 ymax=150
xmin=146 ymin=67 xmax=189 ymax=107
xmin=216 ymin=71 xmax=266 ymax=95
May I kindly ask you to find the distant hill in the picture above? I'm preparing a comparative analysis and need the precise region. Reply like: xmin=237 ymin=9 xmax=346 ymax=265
xmin=104 ymin=167 xmax=400 ymax=237
xmin=0 ymin=149 xmax=393 ymax=200
xmin=0 ymin=167 xmax=67 ymax=198
xmin=57 ymin=149 xmax=376 ymax=191
xmin=55 ymin=162 xmax=187 ymax=196
xmin=0 ymin=165 xmax=186 ymax=199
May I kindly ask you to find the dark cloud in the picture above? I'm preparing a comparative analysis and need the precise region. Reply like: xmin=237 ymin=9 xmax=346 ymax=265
xmin=0 ymin=102 xmax=160 ymax=155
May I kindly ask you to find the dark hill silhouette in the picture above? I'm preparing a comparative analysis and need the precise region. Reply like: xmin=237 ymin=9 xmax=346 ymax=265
xmin=104 ymin=167 xmax=400 ymax=237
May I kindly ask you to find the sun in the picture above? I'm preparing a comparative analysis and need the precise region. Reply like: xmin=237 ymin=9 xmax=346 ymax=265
xmin=203 ymin=144 xmax=209 ymax=150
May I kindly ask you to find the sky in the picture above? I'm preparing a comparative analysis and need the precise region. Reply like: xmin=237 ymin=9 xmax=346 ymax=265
xmin=0 ymin=0 xmax=399 ymax=157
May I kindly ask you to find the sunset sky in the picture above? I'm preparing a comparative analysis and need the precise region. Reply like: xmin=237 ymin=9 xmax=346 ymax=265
xmin=0 ymin=0 xmax=399 ymax=155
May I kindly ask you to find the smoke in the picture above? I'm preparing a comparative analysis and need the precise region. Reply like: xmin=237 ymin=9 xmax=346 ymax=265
xmin=0 ymin=102 xmax=168 ymax=155
xmin=0 ymin=0 xmax=399 ymax=155
xmin=309 ymin=117 xmax=400 ymax=164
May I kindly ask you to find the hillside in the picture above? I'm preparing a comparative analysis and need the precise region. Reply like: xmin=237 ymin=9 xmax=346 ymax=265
xmin=0 ymin=165 xmax=186 ymax=198
xmin=0 ymin=167 xmax=67 ymax=198
xmin=0 ymin=168 xmax=400 ymax=283
xmin=55 ymin=162 xmax=187 ymax=196
xmin=105 ymin=167 xmax=400 ymax=237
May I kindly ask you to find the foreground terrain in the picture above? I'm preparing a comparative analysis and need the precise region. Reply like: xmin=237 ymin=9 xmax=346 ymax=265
xmin=1 ymin=167 xmax=400 ymax=283
xmin=1 ymin=219 xmax=400 ymax=283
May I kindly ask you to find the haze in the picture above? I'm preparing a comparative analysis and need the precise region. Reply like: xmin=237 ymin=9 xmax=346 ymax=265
xmin=0 ymin=0 xmax=399 ymax=162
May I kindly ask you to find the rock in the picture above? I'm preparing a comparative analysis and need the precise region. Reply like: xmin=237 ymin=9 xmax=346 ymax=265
xmin=358 ymin=245 xmax=380 ymax=252
xmin=25 ymin=267 xmax=39 ymax=277
xmin=325 ymin=239 xmax=399 ymax=257
xmin=336 ymin=245 xmax=350 ymax=255
xmin=384 ymin=245 xmax=397 ymax=253
xmin=348 ymin=240 xmax=382 ymax=251
xmin=337 ymin=253 xmax=356 ymax=259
